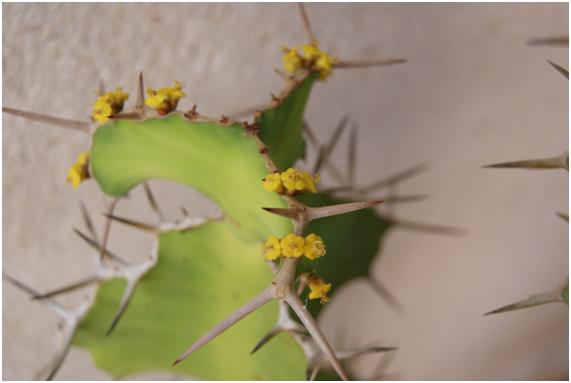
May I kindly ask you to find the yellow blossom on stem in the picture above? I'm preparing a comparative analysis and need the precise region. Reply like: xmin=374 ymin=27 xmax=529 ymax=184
xmin=282 ymin=47 xmax=303 ymax=74
xmin=304 ymin=233 xmax=326 ymax=260
xmin=145 ymin=81 xmax=186 ymax=115
xmin=262 ymin=172 xmax=285 ymax=194
xmin=91 ymin=87 xmax=129 ymax=123
xmin=314 ymin=50 xmax=337 ymax=80
xmin=66 ymin=152 xmax=90 ymax=188
xmin=301 ymin=172 xmax=320 ymax=193
xmin=308 ymin=275 xmax=332 ymax=304
xmin=302 ymin=43 xmax=321 ymax=62
xmin=263 ymin=235 xmax=282 ymax=260
xmin=280 ymin=233 xmax=305 ymax=258
xmin=281 ymin=168 xmax=319 ymax=195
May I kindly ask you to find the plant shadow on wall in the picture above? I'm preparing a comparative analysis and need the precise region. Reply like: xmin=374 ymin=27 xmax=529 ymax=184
xmin=6 ymin=4 xmax=567 ymax=382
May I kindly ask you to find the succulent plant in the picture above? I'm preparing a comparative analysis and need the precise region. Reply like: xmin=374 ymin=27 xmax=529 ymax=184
xmin=3 ymin=4 xmax=466 ymax=381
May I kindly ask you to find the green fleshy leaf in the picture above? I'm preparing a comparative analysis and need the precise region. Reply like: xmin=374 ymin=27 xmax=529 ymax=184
xmin=297 ymin=194 xmax=392 ymax=316
xmin=74 ymin=221 xmax=306 ymax=380
xmin=84 ymin=115 xmax=309 ymax=378
xmin=90 ymin=115 xmax=291 ymax=240
xmin=256 ymin=74 xmax=317 ymax=170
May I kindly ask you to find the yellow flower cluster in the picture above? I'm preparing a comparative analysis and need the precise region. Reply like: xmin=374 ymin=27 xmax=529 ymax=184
xmin=66 ymin=152 xmax=90 ymax=188
xmin=263 ymin=233 xmax=326 ymax=261
xmin=91 ymin=87 xmax=129 ymax=123
xmin=145 ymin=81 xmax=186 ymax=115
xmin=282 ymin=42 xmax=337 ymax=80
xmin=262 ymin=168 xmax=319 ymax=195
xmin=307 ymin=275 xmax=331 ymax=304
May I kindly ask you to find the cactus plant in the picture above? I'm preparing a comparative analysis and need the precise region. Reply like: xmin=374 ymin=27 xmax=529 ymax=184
xmin=2 ymin=4 xmax=469 ymax=381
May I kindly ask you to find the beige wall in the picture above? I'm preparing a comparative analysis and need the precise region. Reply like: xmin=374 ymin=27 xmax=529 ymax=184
xmin=3 ymin=3 xmax=568 ymax=380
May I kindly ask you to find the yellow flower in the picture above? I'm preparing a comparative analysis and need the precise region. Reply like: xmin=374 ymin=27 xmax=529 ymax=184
xmin=145 ymin=81 xmax=186 ymax=115
xmin=300 ymin=42 xmax=337 ymax=80
xmin=281 ymin=168 xmax=305 ymax=193
xmin=302 ymin=43 xmax=321 ymax=62
xmin=91 ymin=87 xmax=129 ymax=123
xmin=66 ymin=152 xmax=90 ymax=188
xmin=301 ymin=172 xmax=320 ymax=193
xmin=308 ymin=275 xmax=331 ymax=304
xmin=281 ymin=168 xmax=319 ymax=194
xmin=314 ymin=51 xmax=337 ymax=80
xmin=280 ymin=233 xmax=305 ymax=258
xmin=282 ymin=47 xmax=303 ymax=74
xmin=262 ymin=172 xmax=284 ymax=194
xmin=263 ymin=235 xmax=282 ymax=260
xmin=304 ymin=233 xmax=326 ymax=260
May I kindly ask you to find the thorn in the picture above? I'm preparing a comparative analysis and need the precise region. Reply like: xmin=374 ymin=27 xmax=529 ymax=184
xmin=79 ymin=202 xmax=99 ymax=243
xmin=173 ymin=288 xmax=273 ymax=366
xmin=136 ymin=71 xmax=145 ymax=110
xmin=39 ymin=330 xmax=74 ymax=380
xmin=484 ymin=281 xmax=567 ymax=316
xmin=313 ymin=114 xmax=350 ymax=174
xmin=3 ymin=273 xmax=70 ymax=321
xmin=556 ymin=212 xmax=569 ymax=222
xmin=368 ymin=275 xmax=406 ymax=314
xmin=143 ymin=182 xmax=165 ymax=221
xmin=73 ymin=228 xmax=129 ymax=266
xmin=306 ymin=363 xmax=322 ymax=381
xmin=262 ymin=207 xmax=301 ymax=220
xmin=298 ymin=3 xmax=316 ymax=43
xmin=2 ymin=107 xmax=91 ymax=133
xmin=335 ymin=58 xmax=407 ymax=69
xmin=99 ymin=198 xmax=120 ymax=262
xmin=32 ymin=276 xmax=99 ymax=300
xmin=4 ymin=273 xmax=43 ymax=297
xmin=483 ymin=152 xmax=568 ymax=170
xmin=285 ymin=292 xmax=348 ymax=381
xmin=307 ymin=200 xmax=383 ymax=221
xmin=336 ymin=345 xmax=398 ymax=361
xmin=184 ymin=105 xmax=199 ymax=120
xmin=527 ymin=36 xmax=569 ymax=46
xmin=360 ymin=163 xmax=429 ymax=193
xmin=104 ymin=213 xmax=159 ymax=234
xmin=106 ymin=280 xmax=139 ymax=336
xmin=547 ymin=60 xmax=569 ymax=79
xmin=250 ymin=327 xmax=307 ymax=355
xmin=250 ymin=328 xmax=280 ymax=355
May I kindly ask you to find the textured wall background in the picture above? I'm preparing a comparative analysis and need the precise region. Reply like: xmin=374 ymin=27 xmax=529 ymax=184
xmin=3 ymin=3 xmax=568 ymax=380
